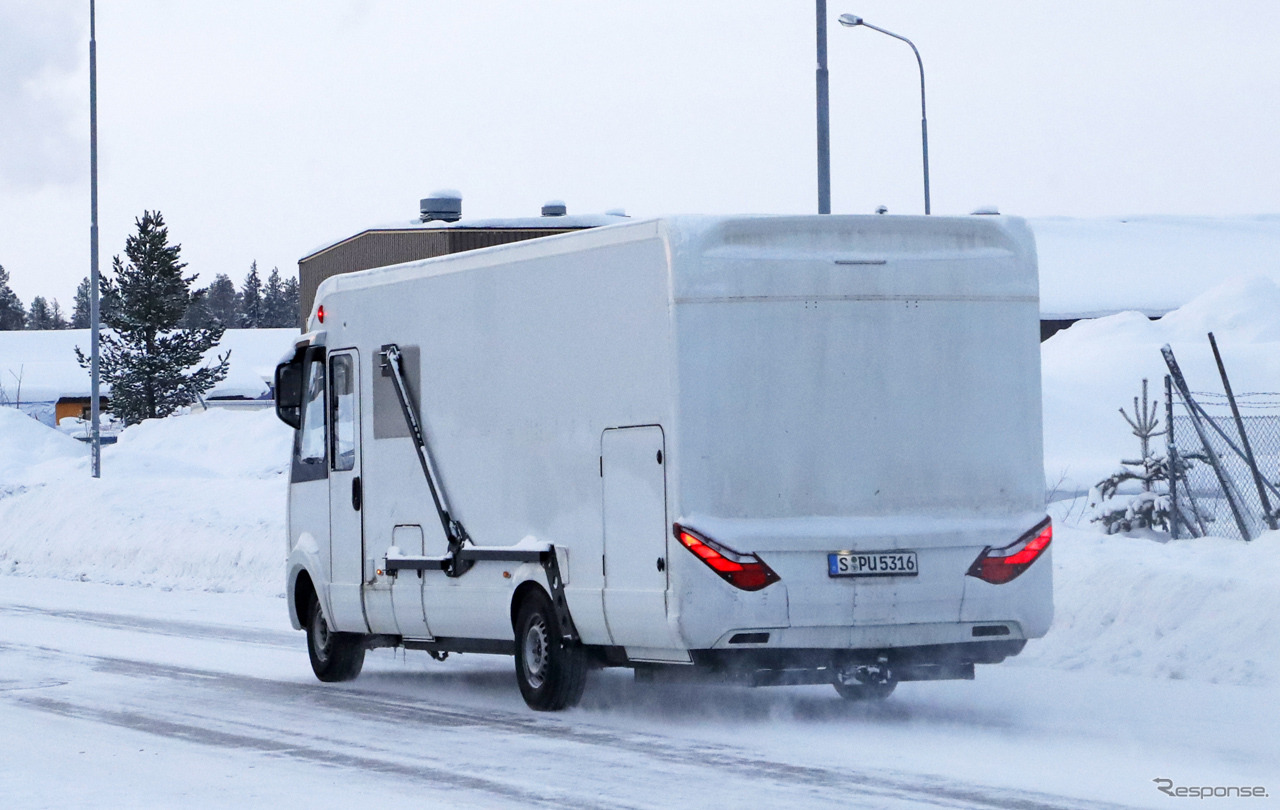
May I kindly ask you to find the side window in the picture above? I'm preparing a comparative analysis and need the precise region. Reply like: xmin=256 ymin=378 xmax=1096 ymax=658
xmin=298 ymin=359 xmax=327 ymax=467
xmin=329 ymin=354 xmax=356 ymax=472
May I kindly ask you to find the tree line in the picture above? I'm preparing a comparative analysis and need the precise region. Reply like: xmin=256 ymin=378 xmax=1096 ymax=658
xmin=0 ymin=258 xmax=299 ymax=331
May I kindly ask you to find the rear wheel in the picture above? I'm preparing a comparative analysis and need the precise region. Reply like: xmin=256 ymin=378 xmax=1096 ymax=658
xmin=305 ymin=592 xmax=365 ymax=682
xmin=514 ymin=590 xmax=587 ymax=711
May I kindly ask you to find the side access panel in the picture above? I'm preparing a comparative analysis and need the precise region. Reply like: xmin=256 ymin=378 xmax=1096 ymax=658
xmin=602 ymin=426 xmax=679 ymax=650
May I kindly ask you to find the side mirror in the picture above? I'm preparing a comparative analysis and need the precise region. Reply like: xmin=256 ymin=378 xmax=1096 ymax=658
xmin=275 ymin=355 xmax=305 ymax=429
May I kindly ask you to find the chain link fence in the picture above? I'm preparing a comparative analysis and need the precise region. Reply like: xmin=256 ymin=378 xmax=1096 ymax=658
xmin=1170 ymin=392 xmax=1280 ymax=540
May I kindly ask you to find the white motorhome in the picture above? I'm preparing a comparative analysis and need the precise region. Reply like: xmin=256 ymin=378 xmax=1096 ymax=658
xmin=274 ymin=214 xmax=1052 ymax=711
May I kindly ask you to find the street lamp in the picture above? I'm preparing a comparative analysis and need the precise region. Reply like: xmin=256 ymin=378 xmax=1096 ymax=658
xmin=838 ymin=14 xmax=931 ymax=215
xmin=816 ymin=1 xmax=831 ymax=215
xmin=89 ymin=0 xmax=102 ymax=477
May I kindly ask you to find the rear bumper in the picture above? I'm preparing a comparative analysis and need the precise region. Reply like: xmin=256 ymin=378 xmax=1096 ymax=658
xmin=630 ymin=639 xmax=1025 ymax=685
xmin=690 ymin=638 xmax=1024 ymax=671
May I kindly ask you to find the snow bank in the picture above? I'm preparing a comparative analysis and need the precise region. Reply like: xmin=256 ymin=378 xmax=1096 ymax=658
xmin=0 ymin=406 xmax=85 ymax=481
xmin=0 ymin=408 xmax=291 ymax=596
xmin=1017 ymin=520 xmax=1280 ymax=686
xmin=1042 ymin=275 xmax=1280 ymax=494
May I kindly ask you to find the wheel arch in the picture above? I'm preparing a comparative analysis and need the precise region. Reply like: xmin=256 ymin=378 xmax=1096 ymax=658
xmin=510 ymin=580 xmax=551 ymax=632
xmin=291 ymin=567 xmax=318 ymax=631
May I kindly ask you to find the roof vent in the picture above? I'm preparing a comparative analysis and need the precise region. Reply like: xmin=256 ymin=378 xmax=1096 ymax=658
xmin=971 ymin=205 xmax=1000 ymax=216
xmin=541 ymin=200 xmax=567 ymax=217
xmin=604 ymin=208 xmax=629 ymax=218
xmin=421 ymin=190 xmax=462 ymax=223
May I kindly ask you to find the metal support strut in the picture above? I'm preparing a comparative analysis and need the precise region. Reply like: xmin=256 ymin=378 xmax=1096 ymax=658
xmin=377 ymin=343 xmax=579 ymax=642
xmin=380 ymin=343 xmax=474 ymax=577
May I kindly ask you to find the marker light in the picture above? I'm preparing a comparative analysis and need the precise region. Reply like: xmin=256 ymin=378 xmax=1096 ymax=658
xmin=316 ymin=305 xmax=325 ymax=324
xmin=674 ymin=524 xmax=780 ymax=592
xmin=967 ymin=517 xmax=1052 ymax=585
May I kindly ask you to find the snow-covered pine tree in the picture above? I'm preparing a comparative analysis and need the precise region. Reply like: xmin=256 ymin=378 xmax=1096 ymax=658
xmin=239 ymin=261 xmax=262 ymax=328
xmin=72 ymin=276 xmax=91 ymax=328
xmin=261 ymin=266 xmax=287 ymax=327
xmin=203 ymin=273 xmax=240 ymax=327
xmin=0 ymin=265 xmax=26 ymax=330
xmin=1090 ymin=378 xmax=1186 ymax=534
xmin=74 ymin=211 xmax=230 ymax=425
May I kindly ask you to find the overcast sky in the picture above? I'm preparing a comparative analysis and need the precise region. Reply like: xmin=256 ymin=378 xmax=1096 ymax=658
xmin=2 ymin=0 xmax=1279 ymax=305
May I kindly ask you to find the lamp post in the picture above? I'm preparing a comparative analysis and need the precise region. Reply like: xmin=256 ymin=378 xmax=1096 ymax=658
xmin=89 ymin=0 xmax=102 ymax=477
xmin=838 ymin=14 xmax=930 ymax=215
xmin=815 ymin=1 xmax=831 ymax=214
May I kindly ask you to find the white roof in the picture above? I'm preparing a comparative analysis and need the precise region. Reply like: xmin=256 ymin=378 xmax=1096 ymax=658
xmin=0 ymin=328 xmax=300 ymax=403
xmin=1030 ymin=215 xmax=1280 ymax=319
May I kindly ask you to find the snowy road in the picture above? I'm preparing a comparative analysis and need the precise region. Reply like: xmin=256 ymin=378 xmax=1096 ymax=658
xmin=1 ymin=579 xmax=1274 ymax=809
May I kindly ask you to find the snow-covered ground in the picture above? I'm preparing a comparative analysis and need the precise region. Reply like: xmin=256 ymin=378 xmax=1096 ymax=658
xmin=3 ymin=278 xmax=1279 ymax=807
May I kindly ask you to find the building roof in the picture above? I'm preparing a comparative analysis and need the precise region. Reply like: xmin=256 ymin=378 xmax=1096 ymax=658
xmin=0 ymin=328 xmax=299 ymax=404
xmin=1030 ymin=215 xmax=1280 ymax=319
xmin=301 ymin=212 xmax=633 ymax=262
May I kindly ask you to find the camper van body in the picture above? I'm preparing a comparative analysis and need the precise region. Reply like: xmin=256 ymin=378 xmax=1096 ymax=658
xmin=277 ymin=214 xmax=1051 ymax=709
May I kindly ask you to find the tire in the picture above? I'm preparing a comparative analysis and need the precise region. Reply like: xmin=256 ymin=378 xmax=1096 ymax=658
xmin=305 ymin=591 xmax=365 ymax=683
xmin=832 ymin=679 xmax=896 ymax=702
xmin=514 ymin=590 xmax=587 ymax=711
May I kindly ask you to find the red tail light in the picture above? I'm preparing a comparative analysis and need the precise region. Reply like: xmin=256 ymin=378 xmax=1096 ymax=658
xmin=967 ymin=517 xmax=1052 ymax=585
xmin=673 ymin=524 xmax=780 ymax=592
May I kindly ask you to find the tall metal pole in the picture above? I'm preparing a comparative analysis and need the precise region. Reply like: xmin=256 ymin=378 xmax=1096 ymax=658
xmin=89 ymin=0 xmax=102 ymax=478
xmin=815 ymin=0 xmax=831 ymax=215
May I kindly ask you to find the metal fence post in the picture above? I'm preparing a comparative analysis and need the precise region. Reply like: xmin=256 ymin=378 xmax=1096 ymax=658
xmin=1164 ymin=344 xmax=1254 ymax=541
xmin=1209 ymin=332 xmax=1277 ymax=530
xmin=1166 ymin=374 xmax=1178 ymax=539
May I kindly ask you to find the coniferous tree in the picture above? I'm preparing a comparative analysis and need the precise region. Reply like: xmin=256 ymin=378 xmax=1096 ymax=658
xmin=48 ymin=299 xmax=69 ymax=329
xmin=0 ymin=265 xmax=26 ymax=330
xmin=282 ymin=275 xmax=300 ymax=328
xmin=72 ymin=276 xmax=91 ymax=328
xmin=203 ymin=273 xmax=239 ymax=327
xmin=239 ymin=261 xmax=263 ymax=328
xmin=74 ymin=211 xmax=229 ymax=425
xmin=261 ymin=267 xmax=287 ymax=327
xmin=27 ymin=296 xmax=54 ymax=330
xmin=179 ymin=283 xmax=212 ymax=329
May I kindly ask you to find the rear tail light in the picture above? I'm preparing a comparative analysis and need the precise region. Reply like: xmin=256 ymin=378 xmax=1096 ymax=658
xmin=967 ymin=517 xmax=1052 ymax=585
xmin=673 ymin=524 xmax=780 ymax=592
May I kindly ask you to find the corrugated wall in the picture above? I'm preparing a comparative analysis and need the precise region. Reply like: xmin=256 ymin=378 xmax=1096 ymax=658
xmin=297 ymin=228 xmax=578 ymax=327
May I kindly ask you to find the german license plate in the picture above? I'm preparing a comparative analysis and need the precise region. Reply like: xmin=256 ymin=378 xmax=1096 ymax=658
xmin=828 ymin=550 xmax=918 ymax=578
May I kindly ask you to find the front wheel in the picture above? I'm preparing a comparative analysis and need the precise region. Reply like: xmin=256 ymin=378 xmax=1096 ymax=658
xmin=514 ymin=590 xmax=587 ymax=711
xmin=305 ymin=592 xmax=365 ymax=683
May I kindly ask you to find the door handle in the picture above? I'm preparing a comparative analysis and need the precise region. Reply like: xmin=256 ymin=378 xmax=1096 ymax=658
xmin=351 ymin=476 xmax=362 ymax=511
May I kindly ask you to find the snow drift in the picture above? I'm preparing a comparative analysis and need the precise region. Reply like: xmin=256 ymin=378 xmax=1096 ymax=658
xmin=0 ymin=407 xmax=291 ymax=595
